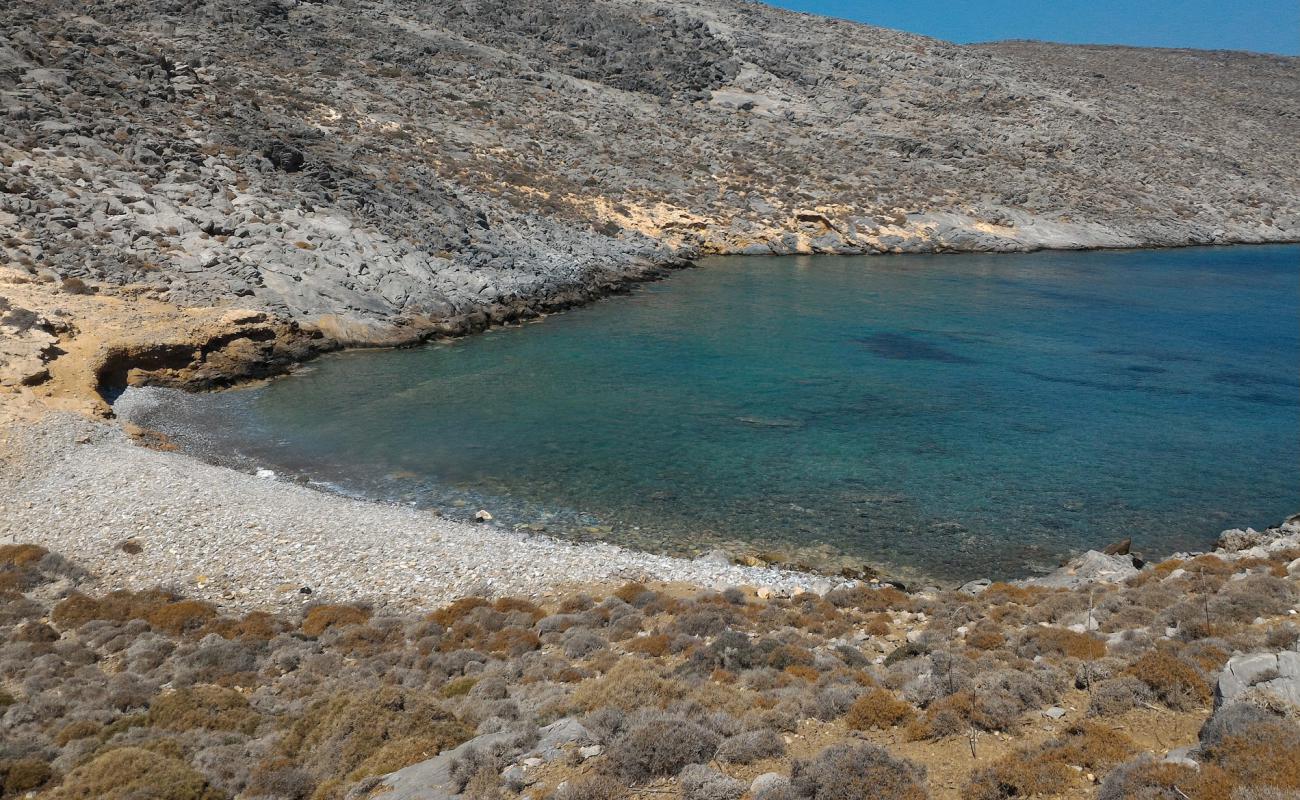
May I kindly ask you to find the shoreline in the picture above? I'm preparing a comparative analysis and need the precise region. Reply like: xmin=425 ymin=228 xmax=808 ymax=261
xmin=0 ymin=411 xmax=847 ymax=615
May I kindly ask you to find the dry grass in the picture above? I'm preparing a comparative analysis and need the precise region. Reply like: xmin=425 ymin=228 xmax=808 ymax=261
xmin=571 ymin=658 xmax=680 ymax=712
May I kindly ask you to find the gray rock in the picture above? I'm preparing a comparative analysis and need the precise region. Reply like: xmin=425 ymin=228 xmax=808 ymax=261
xmin=1028 ymin=550 xmax=1139 ymax=589
xmin=376 ymin=730 xmax=514 ymax=800
xmin=1214 ymin=651 xmax=1300 ymax=710
xmin=959 ymin=578 xmax=991 ymax=595
xmin=531 ymin=717 xmax=594 ymax=762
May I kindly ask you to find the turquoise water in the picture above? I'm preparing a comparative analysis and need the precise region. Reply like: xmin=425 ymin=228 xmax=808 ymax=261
xmin=135 ymin=246 xmax=1300 ymax=581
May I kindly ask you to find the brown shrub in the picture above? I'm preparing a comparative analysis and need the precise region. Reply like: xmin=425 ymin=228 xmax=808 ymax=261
xmin=624 ymin=633 xmax=671 ymax=657
xmin=1098 ymin=757 xmax=1235 ymax=800
xmin=301 ymin=604 xmax=371 ymax=637
xmin=1207 ymin=718 xmax=1300 ymax=790
xmin=50 ymin=747 xmax=222 ymax=800
xmin=493 ymin=596 xmax=546 ymax=622
xmin=281 ymin=687 xmax=470 ymax=780
xmin=346 ymin=736 xmax=449 ymax=782
xmin=571 ymin=658 xmax=678 ymax=712
xmin=149 ymin=685 xmax=261 ymax=734
xmin=604 ymin=715 xmax=720 ymax=783
xmin=864 ymin=613 xmax=892 ymax=636
xmin=965 ymin=623 xmax=1006 ymax=651
xmin=845 ymin=688 xmax=915 ymax=730
xmin=201 ymin=611 xmax=285 ymax=640
xmin=0 ymin=543 xmax=47 ymax=566
xmin=485 ymin=627 xmax=541 ymax=656
xmin=784 ymin=664 xmax=820 ymax=682
xmin=965 ymin=722 xmax=1134 ymax=800
xmin=1125 ymin=649 xmax=1211 ymax=710
xmin=1018 ymin=627 xmax=1107 ymax=660
xmin=54 ymin=719 xmax=102 ymax=745
xmin=981 ymin=582 xmax=1047 ymax=605
xmin=146 ymin=599 xmax=217 ymax=635
xmin=49 ymin=589 xmax=215 ymax=635
xmin=964 ymin=751 xmax=1073 ymax=800
xmin=0 ymin=758 xmax=55 ymax=795
xmin=439 ymin=677 xmax=479 ymax=698
xmin=428 ymin=597 xmax=490 ymax=626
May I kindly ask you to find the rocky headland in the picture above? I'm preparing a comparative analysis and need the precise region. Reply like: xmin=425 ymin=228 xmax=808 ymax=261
xmin=2 ymin=0 xmax=1299 ymax=375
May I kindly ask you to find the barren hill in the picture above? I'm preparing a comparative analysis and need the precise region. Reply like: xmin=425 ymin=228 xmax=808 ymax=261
xmin=3 ymin=0 xmax=1298 ymax=339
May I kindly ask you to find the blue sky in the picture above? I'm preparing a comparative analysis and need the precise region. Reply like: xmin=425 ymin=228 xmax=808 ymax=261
xmin=765 ymin=0 xmax=1300 ymax=56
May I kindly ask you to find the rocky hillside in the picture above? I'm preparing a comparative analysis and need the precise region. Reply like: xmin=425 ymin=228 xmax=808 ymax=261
xmin=3 ymin=0 xmax=1299 ymax=341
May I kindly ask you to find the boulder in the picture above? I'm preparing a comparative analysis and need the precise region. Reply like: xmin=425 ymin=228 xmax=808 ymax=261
xmin=373 ymin=730 xmax=514 ymax=800
xmin=1214 ymin=651 xmax=1300 ymax=711
xmin=1028 ymin=550 xmax=1139 ymax=589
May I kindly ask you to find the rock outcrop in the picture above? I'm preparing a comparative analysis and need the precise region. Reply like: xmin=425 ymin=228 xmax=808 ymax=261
xmin=2 ymin=0 xmax=1297 ymax=339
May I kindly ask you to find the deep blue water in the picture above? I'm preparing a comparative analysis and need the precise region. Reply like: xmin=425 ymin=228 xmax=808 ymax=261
xmin=131 ymin=246 xmax=1300 ymax=581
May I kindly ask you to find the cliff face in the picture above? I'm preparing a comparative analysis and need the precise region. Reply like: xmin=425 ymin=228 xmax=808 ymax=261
xmin=3 ymin=0 xmax=1298 ymax=337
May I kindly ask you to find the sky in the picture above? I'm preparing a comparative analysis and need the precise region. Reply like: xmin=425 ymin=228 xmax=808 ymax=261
xmin=765 ymin=0 xmax=1300 ymax=56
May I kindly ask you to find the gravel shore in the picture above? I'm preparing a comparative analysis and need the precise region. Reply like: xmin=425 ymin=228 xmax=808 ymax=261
xmin=0 ymin=412 xmax=831 ymax=613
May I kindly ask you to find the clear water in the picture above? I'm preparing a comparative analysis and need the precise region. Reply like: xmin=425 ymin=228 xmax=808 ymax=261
xmin=130 ymin=246 xmax=1300 ymax=582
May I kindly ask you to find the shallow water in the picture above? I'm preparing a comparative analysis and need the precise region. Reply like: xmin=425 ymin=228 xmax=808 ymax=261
xmin=130 ymin=246 xmax=1300 ymax=581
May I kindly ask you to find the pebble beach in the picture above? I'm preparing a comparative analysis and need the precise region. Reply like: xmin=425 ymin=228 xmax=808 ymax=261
xmin=0 ymin=412 xmax=830 ymax=613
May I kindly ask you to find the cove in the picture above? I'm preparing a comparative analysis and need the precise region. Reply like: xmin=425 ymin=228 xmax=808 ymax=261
xmin=126 ymin=245 xmax=1300 ymax=582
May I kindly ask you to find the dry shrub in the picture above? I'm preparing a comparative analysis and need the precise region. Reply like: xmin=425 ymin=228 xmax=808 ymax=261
xmin=485 ymin=627 xmax=541 ymax=656
xmin=1098 ymin=756 xmax=1234 ymax=800
xmin=604 ymin=715 xmax=719 ymax=783
xmin=826 ymin=585 xmax=913 ymax=613
xmin=493 ymin=596 xmax=545 ymax=622
xmin=1124 ymin=649 xmax=1211 ymax=710
xmin=51 ymin=747 xmax=222 ymax=800
xmin=0 ymin=758 xmax=54 ymax=795
xmin=1204 ymin=717 xmax=1300 ymax=790
xmin=791 ymin=743 xmax=927 ymax=800
xmin=281 ymin=686 xmax=470 ymax=781
xmin=1018 ymin=627 xmax=1107 ymax=661
xmin=0 ymin=543 xmax=47 ymax=566
xmin=245 ymin=757 xmax=314 ymax=800
xmin=965 ymin=623 xmax=1006 ymax=651
xmin=1086 ymin=676 xmax=1154 ymax=716
xmin=864 ymin=613 xmax=892 ymax=636
xmin=784 ymin=664 xmax=820 ymax=682
xmin=301 ymin=604 xmax=371 ymax=637
xmin=571 ymin=658 xmax=679 ymax=712
xmin=1184 ymin=554 xmax=1235 ymax=575
xmin=845 ymin=688 xmax=915 ymax=730
xmin=982 ymin=582 xmax=1047 ymax=605
xmin=428 ymin=597 xmax=491 ymax=626
xmin=149 ymin=685 xmax=261 ymax=734
xmin=555 ymin=774 xmax=627 ymax=800
xmin=963 ymin=752 xmax=1073 ymax=800
xmin=625 ymin=633 xmax=671 ymax=657
xmin=202 ymin=611 xmax=285 ymax=641
xmin=613 ymin=582 xmax=654 ymax=605
xmin=766 ymin=644 xmax=815 ymax=670
xmin=54 ymin=719 xmax=102 ymax=745
xmin=717 ymin=729 xmax=785 ymax=763
xmin=439 ymin=677 xmax=479 ymax=698
xmin=965 ymin=722 xmax=1134 ymax=800
xmin=346 ymin=736 xmax=449 ymax=782
xmin=48 ymin=589 xmax=215 ymax=635
xmin=147 ymin=599 xmax=218 ymax=635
